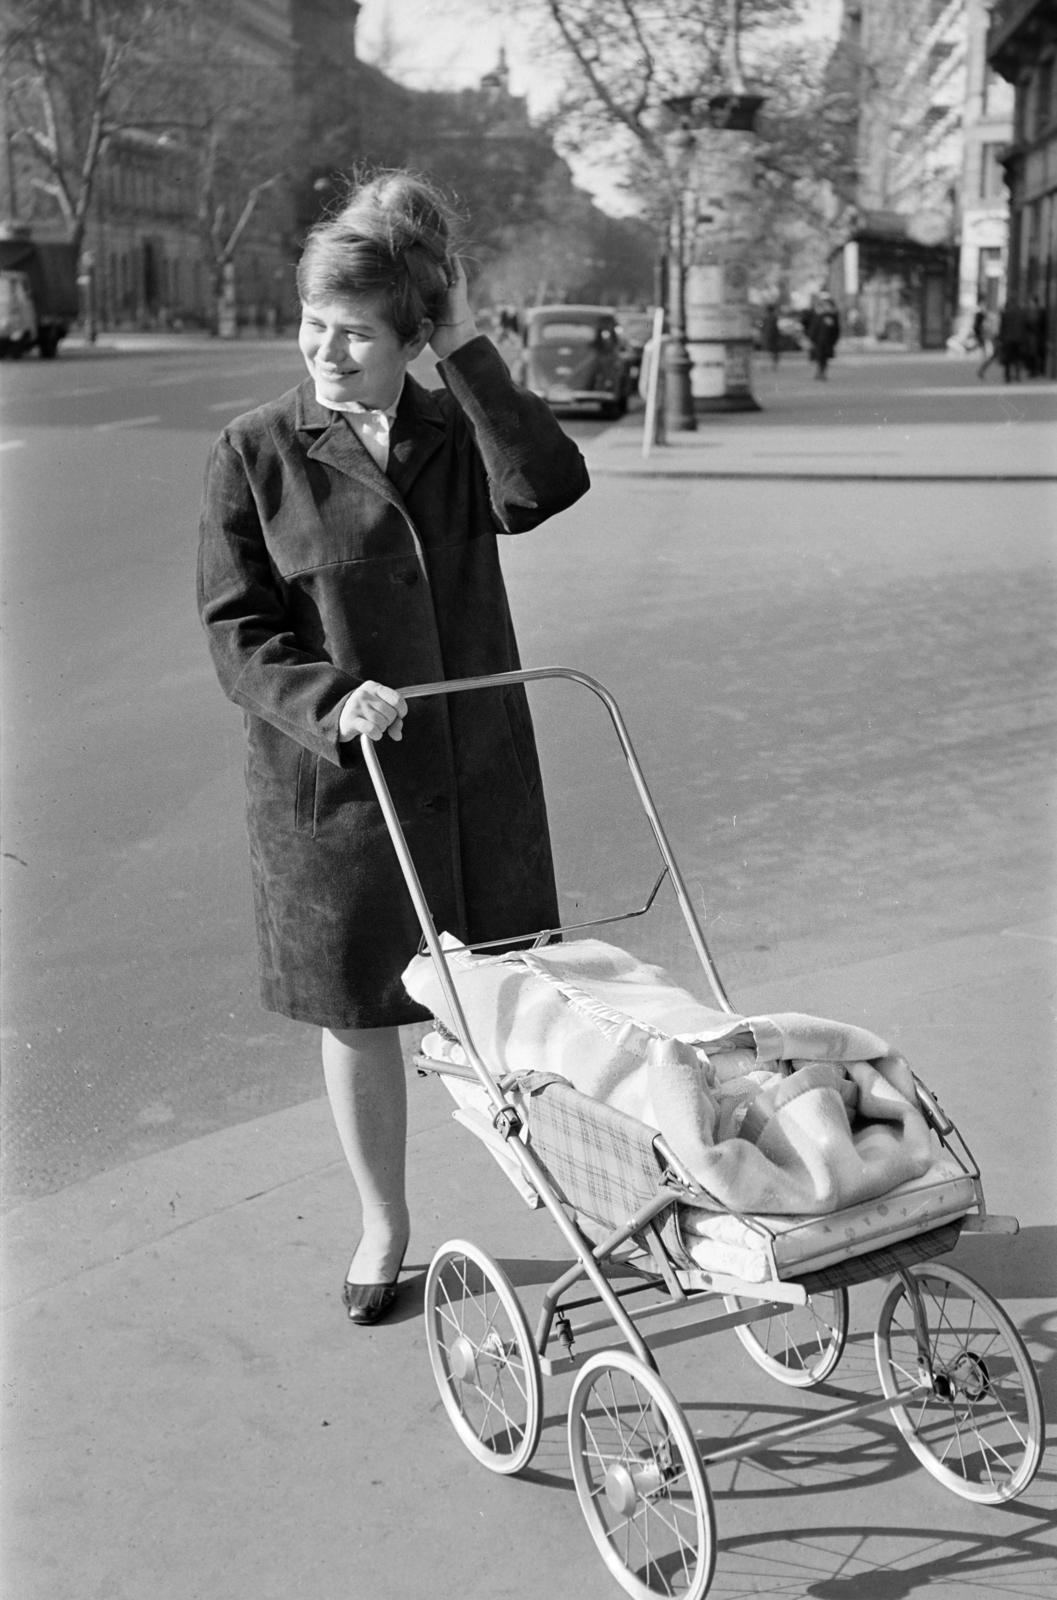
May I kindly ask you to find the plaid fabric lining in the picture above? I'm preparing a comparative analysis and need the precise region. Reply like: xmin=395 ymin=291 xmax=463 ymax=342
xmin=794 ymin=1220 xmax=965 ymax=1294
xmin=516 ymin=1072 xmax=692 ymax=1265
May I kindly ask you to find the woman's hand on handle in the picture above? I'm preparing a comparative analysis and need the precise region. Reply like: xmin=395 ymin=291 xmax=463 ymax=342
xmin=429 ymin=257 xmax=478 ymax=360
xmin=338 ymin=681 xmax=408 ymax=743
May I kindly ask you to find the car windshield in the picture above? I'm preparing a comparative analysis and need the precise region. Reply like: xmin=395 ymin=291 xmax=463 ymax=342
xmin=529 ymin=320 xmax=602 ymax=346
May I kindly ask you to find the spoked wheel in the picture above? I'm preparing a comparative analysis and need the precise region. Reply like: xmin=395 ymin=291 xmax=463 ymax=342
xmin=568 ymin=1349 xmax=716 ymax=1600
xmin=875 ymin=1262 xmax=1044 ymax=1503
xmin=724 ymin=1289 xmax=848 ymax=1388
xmin=424 ymin=1240 xmax=542 ymax=1475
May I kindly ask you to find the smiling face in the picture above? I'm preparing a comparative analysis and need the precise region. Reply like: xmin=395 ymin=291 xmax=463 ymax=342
xmin=298 ymin=294 xmax=432 ymax=409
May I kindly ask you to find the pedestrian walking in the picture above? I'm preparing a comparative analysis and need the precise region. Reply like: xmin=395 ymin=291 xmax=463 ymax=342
xmin=1024 ymin=298 xmax=1047 ymax=377
xmin=999 ymin=301 xmax=1027 ymax=382
xmin=976 ymin=304 xmax=1002 ymax=378
xmin=971 ymin=300 xmax=986 ymax=350
xmin=197 ymin=171 xmax=589 ymax=1326
xmin=760 ymin=302 xmax=782 ymax=367
xmin=806 ymin=293 xmax=841 ymax=379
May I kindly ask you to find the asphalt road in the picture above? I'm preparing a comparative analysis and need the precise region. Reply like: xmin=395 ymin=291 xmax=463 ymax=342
xmin=1 ymin=342 xmax=1054 ymax=1207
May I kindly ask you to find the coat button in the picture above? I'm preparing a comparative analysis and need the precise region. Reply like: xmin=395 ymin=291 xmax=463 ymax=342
xmin=423 ymin=795 xmax=449 ymax=813
xmin=397 ymin=568 xmax=419 ymax=585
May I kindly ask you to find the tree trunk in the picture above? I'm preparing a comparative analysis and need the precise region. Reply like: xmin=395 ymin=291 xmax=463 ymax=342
xmin=217 ymin=258 xmax=237 ymax=338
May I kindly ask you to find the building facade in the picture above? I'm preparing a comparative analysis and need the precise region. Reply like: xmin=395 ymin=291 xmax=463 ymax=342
xmin=828 ymin=0 xmax=1012 ymax=348
xmin=989 ymin=0 xmax=1057 ymax=375
xmin=957 ymin=1 xmax=1015 ymax=336
xmin=80 ymin=0 xmax=301 ymax=333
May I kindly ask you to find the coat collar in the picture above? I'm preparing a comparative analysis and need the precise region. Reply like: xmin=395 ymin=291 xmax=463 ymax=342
xmin=295 ymin=375 xmax=446 ymax=506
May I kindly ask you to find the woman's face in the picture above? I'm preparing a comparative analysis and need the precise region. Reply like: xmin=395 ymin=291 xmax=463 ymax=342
xmin=298 ymin=294 xmax=431 ymax=409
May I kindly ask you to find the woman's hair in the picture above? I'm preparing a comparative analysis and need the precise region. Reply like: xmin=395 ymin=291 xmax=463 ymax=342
xmin=297 ymin=171 xmax=456 ymax=343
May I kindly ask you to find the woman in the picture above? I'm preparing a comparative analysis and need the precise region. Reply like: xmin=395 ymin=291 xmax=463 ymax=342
xmin=806 ymin=294 xmax=840 ymax=379
xmin=198 ymin=173 xmax=589 ymax=1324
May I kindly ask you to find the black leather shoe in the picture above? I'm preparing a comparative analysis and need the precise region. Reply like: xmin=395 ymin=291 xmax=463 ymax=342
xmin=341 ymin=1247 xmax=407 ymax=1326
xmin=342 ymin=1277 xmax=401 ymax=1325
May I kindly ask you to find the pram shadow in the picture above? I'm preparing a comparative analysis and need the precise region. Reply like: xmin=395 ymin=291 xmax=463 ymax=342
xmin=719 ymin=1512 xmax=1057 ymax=1599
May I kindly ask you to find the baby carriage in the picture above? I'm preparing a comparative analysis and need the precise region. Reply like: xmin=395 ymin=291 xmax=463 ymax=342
xmin=361 ymin=667 xmax=1045 ymax=1600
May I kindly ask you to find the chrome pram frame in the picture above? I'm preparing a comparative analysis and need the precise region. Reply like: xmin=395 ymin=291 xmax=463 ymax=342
xmin=362 ymin=667 xmax=1045 ymax=1600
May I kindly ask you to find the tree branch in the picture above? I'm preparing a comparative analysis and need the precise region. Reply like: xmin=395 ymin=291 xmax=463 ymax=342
xmin=220 ymin=173 xmax=281 ymax=261
xmin=544 ymin=0 xmax=661 ymax=156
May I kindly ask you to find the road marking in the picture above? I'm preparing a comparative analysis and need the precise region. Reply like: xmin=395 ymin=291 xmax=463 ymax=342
xmin=147 ymin=368 xmax=221 ymax=387
xmin=1000 ymin=928 xmax=1057 ymax=944
xmin=207 ymin=396 xmax=257 ymax=411
xmin=0 ymin=437 xmax=27 ymax=450
xmin=752 ymin=450 xmax=901 ymax=458
xmin=92 ymin=415 xmax=162 ymax=431
xmin=51 ymin=383 xmax=113 ymax=399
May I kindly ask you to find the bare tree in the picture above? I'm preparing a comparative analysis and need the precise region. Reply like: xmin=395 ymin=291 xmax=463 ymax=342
xmin=179 ymin=34 xmax=295 ymax=335
xmin=0 ymin=0 xmax=192 ymax=248
xmin=487 ymin=1 xmax=856 ymax=290
xmin=503 ymin=0 xmax=798 ymax=162
xmin=2 ymin=0 xmax=296 ymax=331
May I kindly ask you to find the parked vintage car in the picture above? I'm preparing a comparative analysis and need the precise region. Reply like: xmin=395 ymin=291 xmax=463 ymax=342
xmin=517 ymin=305 xmax=631 ymax=418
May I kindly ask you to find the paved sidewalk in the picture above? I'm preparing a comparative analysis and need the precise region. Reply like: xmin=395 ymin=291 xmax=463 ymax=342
xmin=62 ymin=331 xmax=299 ymax=354
xmin=589 ymin=408 xmax=1057 ymax=480
xmin=4 ymin=924 xmax=1055 ymax=1600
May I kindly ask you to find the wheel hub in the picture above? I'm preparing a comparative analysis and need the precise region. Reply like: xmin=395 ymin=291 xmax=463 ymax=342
xmin=449 ymin=1335 xmax=479 ymax=1383
xmin=604 ymin=1457 xmax=662 ymax=1515
xmin=950 ymin=1350 xmax=990 ymax=1402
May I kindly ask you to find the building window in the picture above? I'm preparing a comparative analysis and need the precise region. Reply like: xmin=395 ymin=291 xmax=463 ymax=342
xmin=1018 ymin=70 xmax=1037 ymax=144
xmin=1036 ymin=57 xmax=1053 ymax=140
xmin=978 ymin=142 xmax=1005 ymax=201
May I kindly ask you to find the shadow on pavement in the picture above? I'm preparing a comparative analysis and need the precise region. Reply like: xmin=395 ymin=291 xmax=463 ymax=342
xmin=953 ymin=1224 xmax=1057 ymax=1296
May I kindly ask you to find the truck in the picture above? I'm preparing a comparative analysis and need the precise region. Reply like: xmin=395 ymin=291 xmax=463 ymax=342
xmin=0 ymin=233 xmax=80 ymax=359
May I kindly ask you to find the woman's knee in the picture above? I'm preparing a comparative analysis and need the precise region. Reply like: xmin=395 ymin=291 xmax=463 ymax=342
xmin=324 ymin=1023 xmax=400 ymax=1050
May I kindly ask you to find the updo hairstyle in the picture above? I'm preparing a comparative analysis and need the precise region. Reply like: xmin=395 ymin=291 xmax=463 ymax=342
xmin=297 ymin=172 xmax=456 ymax=345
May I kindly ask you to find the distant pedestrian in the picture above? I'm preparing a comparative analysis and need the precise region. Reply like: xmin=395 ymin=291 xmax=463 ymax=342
xmin=999 ymin=302 xmax=1027 ymax=382
xmin=760 ymin=303 xmax=782 ymax=367
xmin=806 ymin=294 xmax=841 ymax=379
xmin=976 ymin=305 xmax=1002 ymax=378
xmin=1024 ymin=298 xmax=1047 ymax=377
xmin=197 ymin=171 xmax=589 ymax=1327
xmin=971 ymin=301 xmax=986 ymax=350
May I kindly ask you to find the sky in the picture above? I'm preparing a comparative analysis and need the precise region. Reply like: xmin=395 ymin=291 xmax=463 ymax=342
xmin=355 ymin=1 xmax=845 ymax=212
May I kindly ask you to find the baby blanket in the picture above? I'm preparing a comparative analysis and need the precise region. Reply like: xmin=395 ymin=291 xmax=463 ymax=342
xmin=403 ymin=938 xmax=934 ymax=1215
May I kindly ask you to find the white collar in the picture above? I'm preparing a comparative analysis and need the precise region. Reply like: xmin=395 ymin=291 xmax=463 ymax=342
xmin=315 ymin=379 xmax=404 ymax=419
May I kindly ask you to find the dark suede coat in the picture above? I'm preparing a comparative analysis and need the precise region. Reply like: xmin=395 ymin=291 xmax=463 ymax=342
xmin=198 ymin=336 xmax=590 ymax=1028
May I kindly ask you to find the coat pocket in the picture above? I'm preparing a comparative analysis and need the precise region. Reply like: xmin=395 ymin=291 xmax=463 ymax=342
xmin=294 ymin=747 xmax=318 ymax=835
xmin=502 ymin=687 xmax=540 ymax=799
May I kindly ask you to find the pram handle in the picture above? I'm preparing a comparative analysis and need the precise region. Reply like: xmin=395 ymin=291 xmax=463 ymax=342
xmin=360 ymin=666 xmax=733 ymax=1110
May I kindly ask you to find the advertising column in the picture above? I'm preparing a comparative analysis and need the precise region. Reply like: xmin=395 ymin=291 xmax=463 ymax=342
xmin=683 ymin=94 xmax=763 ymax=413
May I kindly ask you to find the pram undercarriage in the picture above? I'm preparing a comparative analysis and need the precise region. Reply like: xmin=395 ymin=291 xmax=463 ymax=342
xmin=362 ymin=668 xmax=1045 ymax=1600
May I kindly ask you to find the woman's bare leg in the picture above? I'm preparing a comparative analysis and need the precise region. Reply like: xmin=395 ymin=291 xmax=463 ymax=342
xmin=321 ymin=1024 xmax=409 ymax=1284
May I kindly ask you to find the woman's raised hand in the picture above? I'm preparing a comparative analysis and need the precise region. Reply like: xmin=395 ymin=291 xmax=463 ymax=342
xmin=338 ymin=681 xmax=408 ymax=743
xmin=429 ymin=256 xmax=478 ymax=360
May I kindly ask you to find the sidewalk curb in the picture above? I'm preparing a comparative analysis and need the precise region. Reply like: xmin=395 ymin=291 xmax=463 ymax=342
xmin=587 ymin=466 xmax=1057 ymax=481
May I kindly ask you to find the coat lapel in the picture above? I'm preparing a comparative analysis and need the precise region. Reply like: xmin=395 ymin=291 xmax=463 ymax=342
xmin=295 ymin=376 xmax=446 ymax=510
xmin=297 ymin=382 xmax=403 ymax=508
xmin=386 ymin=376 xmax=446 ymax=503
